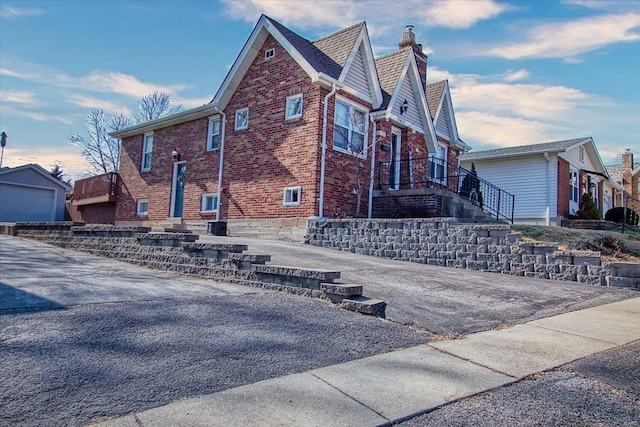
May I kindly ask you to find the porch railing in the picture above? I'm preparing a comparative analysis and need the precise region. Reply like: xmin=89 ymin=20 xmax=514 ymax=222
xmin=72 ymin=172 xmax=118 ymax=204
xmin=377 ymin=156 xmax=515 ymax=223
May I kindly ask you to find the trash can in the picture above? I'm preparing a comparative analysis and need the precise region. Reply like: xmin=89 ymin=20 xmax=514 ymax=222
xmin=207 ymin=221 xmax=227 ymax=236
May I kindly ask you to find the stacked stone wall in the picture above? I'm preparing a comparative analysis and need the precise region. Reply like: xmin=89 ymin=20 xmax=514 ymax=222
xmin=305 ymin=218 xmax=640 ymax=288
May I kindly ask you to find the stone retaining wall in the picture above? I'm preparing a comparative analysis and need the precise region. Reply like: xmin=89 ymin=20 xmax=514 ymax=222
xmin=305 ymin=218 xmax=640 ymax=289
xmin=6 ymin=222 xmax=385 ymax=316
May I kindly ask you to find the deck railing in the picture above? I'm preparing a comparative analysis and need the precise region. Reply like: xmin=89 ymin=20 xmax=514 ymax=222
xmin=72 ymin=172 xmax=118 ymax=202
xmin=377 ymin=156 xmax=515 ymax=223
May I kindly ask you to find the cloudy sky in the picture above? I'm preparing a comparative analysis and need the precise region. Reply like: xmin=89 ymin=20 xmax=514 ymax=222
xmin=1 ymin=0 xmax=638 ymax=182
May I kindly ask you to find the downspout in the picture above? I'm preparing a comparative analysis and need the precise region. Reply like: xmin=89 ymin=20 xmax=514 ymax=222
xmin=319 ymin=83 xmax=339 ymax=218
xmin=367 ymin=118 xmax=377 ymax=219
xmin=544 ymin=151 xmax=551 ymax=226
xmin=214 ymin=106 xmax=226 ymax=222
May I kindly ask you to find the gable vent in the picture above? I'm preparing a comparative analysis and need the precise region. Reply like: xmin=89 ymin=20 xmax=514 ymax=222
xmin=265 ymin=48 xmax=275 ymax=60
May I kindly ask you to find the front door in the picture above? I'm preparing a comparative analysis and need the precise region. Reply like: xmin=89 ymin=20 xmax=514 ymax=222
xmin=389 ymin=130 xmax=401 ymax=190
xmin=171 ymin=162 xmax=186 ymax=217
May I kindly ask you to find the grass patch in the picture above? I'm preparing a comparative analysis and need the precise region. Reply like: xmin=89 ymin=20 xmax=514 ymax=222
xmin=511 ymin=225 xmax=601 ymax=249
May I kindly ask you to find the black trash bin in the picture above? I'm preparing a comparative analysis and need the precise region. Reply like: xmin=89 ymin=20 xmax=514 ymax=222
xmin=207 ymin=221 xmax=227 ymax=236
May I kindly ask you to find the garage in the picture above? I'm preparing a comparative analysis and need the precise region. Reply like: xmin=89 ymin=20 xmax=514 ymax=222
xmin=0 ymin=164 xmax=71 ymax=222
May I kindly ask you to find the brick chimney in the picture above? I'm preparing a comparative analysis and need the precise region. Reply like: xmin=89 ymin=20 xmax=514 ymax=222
xmin=399 ymin=25 xmax=428 ymax=92
xmin=622 ymin=148 xmax=633 ymax=170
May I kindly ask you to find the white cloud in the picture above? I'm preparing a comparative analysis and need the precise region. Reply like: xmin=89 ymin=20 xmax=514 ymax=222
xmin=221 ymin=0 xmax=507 ymax=31
xmin=456 ymin=111 xmax=556 ymax=148
xmin=504 ymin=69 xmax=529 ymax=82
xmin=0 ymin=5 xmax=44 ymax=18
xmin=426 ymin=66 xmax=455 ymax=83
xmin=173 ymin=95 xmax=214 ymax=109
xmin=1 ymin=60 xmax=186 ymax=99
xmin=2 ymin=147 xmax=92 ymax=182
xmin=66 ymin=95 xmax=132 ymax=116
xmin=0 ymin=90 xmax=40 ymax=105
xmin=1 ymin=104 xmax=74 ymax=125
xmin=487 ymin=13 xmax=640 ymax=60
xmin=424 ymin=0 xmax=508 ymax=29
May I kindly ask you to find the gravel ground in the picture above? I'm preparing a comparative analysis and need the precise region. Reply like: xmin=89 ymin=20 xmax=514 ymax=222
xmin=397 ymin=340 xmax=640 ymax=427
xmin=0 ymin=294 xmax=431 ymax=427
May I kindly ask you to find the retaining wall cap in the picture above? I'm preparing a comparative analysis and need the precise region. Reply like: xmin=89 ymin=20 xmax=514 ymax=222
xmin=253 ymin=264 xmax=340 ymax=280
xmin=520 ymin=242 xmax=560 ymax=248
xmin=183 ymin=242 xmax=248 ymax=251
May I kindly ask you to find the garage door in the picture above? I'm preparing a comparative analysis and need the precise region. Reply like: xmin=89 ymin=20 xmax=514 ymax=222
xmin=0 ymin=183 xmax=56 ymax=221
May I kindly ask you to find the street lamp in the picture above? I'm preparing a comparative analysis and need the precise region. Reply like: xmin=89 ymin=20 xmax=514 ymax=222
xmin=0 ymin=131 xmax=7 ymax=168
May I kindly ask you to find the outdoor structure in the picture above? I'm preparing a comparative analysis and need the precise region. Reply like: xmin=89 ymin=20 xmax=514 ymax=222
xmin=67 ymin=172 xmax=118 ymax=224
xmin=459 ymin=138 xmax=611 ymax=225
xmin=111 ymin=16 xmax=481 ymax=238
xmin=606 ymin=149 xmax=639 ymax=206
xmin=0 ymin=163 xmax=71 ymax=222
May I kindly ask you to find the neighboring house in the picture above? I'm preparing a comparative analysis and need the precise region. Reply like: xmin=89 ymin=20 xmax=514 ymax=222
xmin=459 ymin=137 xmax=610 ymax=225
xmin=111 ymin=16 xmax=471 ymax=236
xmin=606 ymin=149 xmax=640 ymax=207
xmin=0 ymin=163 xmax=71 ymax=222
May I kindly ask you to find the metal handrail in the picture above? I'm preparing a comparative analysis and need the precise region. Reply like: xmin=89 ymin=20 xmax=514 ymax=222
xmin=377 ymin=156 xmax=515 ymax=223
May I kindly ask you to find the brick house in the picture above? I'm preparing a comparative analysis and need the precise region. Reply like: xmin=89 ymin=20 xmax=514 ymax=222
xmin=460 ymin=137 xmax=612 ymax=225
xmin=606 ymin=149 xmax=640 ymax=207
xmin=111 ymin=15 xmax=468 ymax=238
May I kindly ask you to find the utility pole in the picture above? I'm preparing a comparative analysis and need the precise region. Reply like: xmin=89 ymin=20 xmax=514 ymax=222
xmin=0 ymin=132 xmax=7 ymax=168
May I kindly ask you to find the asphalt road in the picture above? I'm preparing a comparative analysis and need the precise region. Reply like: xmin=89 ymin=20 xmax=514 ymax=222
xmin=399 ymin=340 xmax=640 ymax=427
xmin=0 ymin=236 xmax=430 ymax=426
xmin=200 ymin=235 xmax=639 ymax=335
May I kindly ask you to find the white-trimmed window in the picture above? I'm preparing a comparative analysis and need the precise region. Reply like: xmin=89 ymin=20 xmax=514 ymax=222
xmin=235 ymin=107 xmax=248 ymax=131
xmin=201 ymin=194 xmax=218 ymax=213
xmin=285 ymin=94 xmax=303 ymax=120
xmin=283 ymin=186 xmax=301 ymax=206
xmin=207 ymin=116 xmax=220 ymax=151
xmin=141 ymin=133 xmax=153 ymax=171
xmin=579 ymin=146 xmax=585 ymax=162
xmin=265 ymin=48 xmax=275 ymax=60
xmin=570 ymin=167 xmax=580 ymax=204
xmin=137 ymin=199 xmax=149 ymax=216
xmin=333 ymin=98 xmax=367 ymax=157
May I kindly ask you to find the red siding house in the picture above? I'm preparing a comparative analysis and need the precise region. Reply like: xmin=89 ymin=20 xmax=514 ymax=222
xmin=111 ymin=16 xmax=468 ymax=238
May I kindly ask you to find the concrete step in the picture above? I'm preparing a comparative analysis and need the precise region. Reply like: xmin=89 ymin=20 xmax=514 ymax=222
xmin=320 ymin=283 xmax=363 ymax=303
xmin=605 ymin=276 xmax=640 ymax=289
xmin=341 ymin=296 xmax=386 ymax=317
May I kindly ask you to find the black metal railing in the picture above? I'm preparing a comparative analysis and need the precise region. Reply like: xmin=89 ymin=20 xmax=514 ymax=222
xmin=377 ymin=156 xmax=515 ymax=223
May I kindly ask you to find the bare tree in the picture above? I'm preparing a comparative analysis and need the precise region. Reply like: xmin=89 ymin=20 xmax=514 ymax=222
xmin=69 ymin=92 xmax=182 ymax=174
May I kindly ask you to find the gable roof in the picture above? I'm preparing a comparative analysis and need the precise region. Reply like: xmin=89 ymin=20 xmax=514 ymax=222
xmin=312 ymin=22 xmax=365 ymax=79
xmin=606 ymin=161 xmax=640 ymax=183
xmin=375 ymin=48 xmax=411 ymax=111
xmin=425 ymin=80 xmax=447 ymax=119
xmin=0 ymin=163 xmax=72 ymax=192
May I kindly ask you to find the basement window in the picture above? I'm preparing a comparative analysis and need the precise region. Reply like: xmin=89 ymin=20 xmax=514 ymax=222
xmin=137 ymin=199 xmax=149 ymax=216
xmin=201 ymin=194 xmax=219 ymax=213
xmin=265 ymin=48 xmax=275 ymax=60
xmin=283 ymin=186 xmax=301 ymax=206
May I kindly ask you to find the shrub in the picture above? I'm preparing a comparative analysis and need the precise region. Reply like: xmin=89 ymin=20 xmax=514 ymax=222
xmin=576 ymin=193 xmax=600 ymax=220
xmin=605 ymin=207 xmax=640 ymax=226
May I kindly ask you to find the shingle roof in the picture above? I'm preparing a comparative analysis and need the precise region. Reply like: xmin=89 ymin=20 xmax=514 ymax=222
xmin=374 ymin=48 xmax=411 ymax=110
xmin=312 ymin=22 xmax=365 ymax=79
xmin=605 ymin=162 xmax=640 ymax=183
xmin=425 ymin=80 xmax=447 ymax=119
xmin=459 ymin=137 xmax=590 ymax=161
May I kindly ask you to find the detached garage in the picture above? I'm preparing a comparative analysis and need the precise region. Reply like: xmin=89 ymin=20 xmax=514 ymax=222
xmin=0 ymin=164 xmax=72 ymax=222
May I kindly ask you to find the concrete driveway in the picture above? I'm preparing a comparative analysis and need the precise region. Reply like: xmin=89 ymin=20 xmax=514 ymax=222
xmin=199 ymin=235 xmax=638 ymax=335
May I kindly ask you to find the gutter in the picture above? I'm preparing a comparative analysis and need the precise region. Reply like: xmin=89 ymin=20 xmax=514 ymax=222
xmin=368 ymin=118 xmax=377 ymax=219
xmin=544 ymin=151 xmax=551 ymax=226
xmin=319 ymin=82 xmax=341 ymax=218
xmin=214 ymin=105 xmax=226 ymax=222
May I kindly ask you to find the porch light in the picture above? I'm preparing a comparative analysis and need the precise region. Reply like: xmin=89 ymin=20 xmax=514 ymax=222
xmin=172 ymin=148 xmax=181 ymax=161
xmin=400 ymin=99 xmax=409 ymax=115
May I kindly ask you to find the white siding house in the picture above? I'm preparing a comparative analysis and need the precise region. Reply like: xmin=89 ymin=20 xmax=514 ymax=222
xmin=460 ymin=138 xmax=609 ymax=225
xmin=0 ymin=164 xmax=71 ymax=222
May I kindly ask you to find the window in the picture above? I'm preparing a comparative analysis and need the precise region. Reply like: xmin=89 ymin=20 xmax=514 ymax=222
xmin=285 ymin=94 xmax=303 ymax=120
xmin=333 ymin=98 xmax=367 ymax=156
xmin=207 ymin=117 xmax=220 ymax=151
xmin=570 ymin=167 xmax=579 ymax=204
xmin=141 ymin=133 xmax=153 ymax=171
xmin=283 ymin=186 xmax=301 ymax=206
xmin=201 ymin=194 xmax=218 ymax=213
xmin=265 ymin=48 xmax=275 ymax=60
xmin=579 ymin=146 xmax=585 ymax=162
xmin=235 ymin=108 xmax=248 ymax=131
xmin=137 ymin=199 xmax=149 ymax=216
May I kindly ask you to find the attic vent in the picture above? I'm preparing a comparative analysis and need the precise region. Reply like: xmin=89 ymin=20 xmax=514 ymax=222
xmin=265 ymin=48 xmax=275 ymax=60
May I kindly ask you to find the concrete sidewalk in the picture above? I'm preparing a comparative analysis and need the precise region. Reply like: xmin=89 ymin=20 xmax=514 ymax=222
xmin=95 ymin=297 xmax=640 ymax=427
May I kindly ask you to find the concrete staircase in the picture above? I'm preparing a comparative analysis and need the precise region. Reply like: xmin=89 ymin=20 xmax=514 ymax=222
xmin=7 ymin=223 xmax=385 ymax=317
xmin=442 ymin=193 xmax=500 ymax=223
